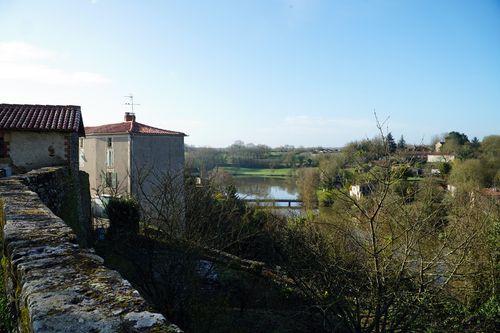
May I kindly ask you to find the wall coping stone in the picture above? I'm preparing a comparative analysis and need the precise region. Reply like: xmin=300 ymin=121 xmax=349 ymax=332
xmin=0 ymin=167 xmax=181 ymax=332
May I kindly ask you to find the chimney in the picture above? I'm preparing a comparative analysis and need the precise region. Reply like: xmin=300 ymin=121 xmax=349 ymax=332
xmin=124 ymin=112 xmax=136 ymax=122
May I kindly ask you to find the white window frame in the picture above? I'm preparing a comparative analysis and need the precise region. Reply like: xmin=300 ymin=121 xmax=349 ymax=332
xmin=106 ymin=148 xmax=114 ymax=167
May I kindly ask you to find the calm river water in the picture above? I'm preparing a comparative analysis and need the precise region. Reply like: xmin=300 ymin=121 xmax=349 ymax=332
xmin=233 ymin=177 xmax=299 ymax=200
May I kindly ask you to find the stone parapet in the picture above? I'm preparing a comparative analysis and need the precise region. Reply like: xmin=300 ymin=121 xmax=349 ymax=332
xmin=0 ymin=167 xmax=181 ymax=332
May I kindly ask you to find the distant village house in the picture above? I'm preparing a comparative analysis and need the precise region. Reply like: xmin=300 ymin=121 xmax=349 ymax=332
xmin=349 ymin=184 xmax=373 ymax=200
xmin=427 ymin=154 xmax=455 ymax=163
xmin=434 ymin=141 xmax=445 ymax=152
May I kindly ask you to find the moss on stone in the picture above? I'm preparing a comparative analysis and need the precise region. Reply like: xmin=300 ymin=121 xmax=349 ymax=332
xmin=19 ymin=304 xmax=30 ymax=333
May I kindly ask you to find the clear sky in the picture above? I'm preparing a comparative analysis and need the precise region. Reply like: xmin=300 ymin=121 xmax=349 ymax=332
xmin=0 ymin=0 xmax=499 ymax=147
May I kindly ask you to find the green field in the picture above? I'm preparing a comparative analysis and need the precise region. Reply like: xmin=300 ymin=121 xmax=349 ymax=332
xmin=221 ymin=167 xmax=295 ymax=178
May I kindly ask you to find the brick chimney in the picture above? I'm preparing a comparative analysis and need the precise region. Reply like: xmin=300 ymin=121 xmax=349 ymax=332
xmin=124 ymin=112 xmax=136 ymax=122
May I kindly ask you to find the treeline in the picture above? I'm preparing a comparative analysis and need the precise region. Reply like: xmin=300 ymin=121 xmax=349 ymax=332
xmin=185 ymin=140 xmax=334 ymax=174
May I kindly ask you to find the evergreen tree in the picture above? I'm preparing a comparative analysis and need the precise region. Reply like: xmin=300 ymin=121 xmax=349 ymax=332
xmin=397 ymin=135 xmax=406 ymax=150
xmin=387 ymin=132 xmax=397 ymax=153
xmin=471 ymin=136 xmax=480 ymax=149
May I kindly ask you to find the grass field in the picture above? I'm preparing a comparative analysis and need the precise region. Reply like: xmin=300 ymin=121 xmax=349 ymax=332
xmin=221 ymin=167 xmax=295 ymax=178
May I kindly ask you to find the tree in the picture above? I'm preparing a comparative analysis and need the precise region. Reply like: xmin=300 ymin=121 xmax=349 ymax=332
xmin=105 ymin=197 xmax=141 ymax=238
xmin=438 ymin=161 xmax=452 ymax=175
xmin=449 ymin=159 xmax=486 ymax=191
xmin=471 ymin=136 xmax=480 ymax=149
xmin=478 ymin=135 xmax=500 ymax=187
xmin=446 ymin=131 xmax=469 ymax=145
xmin=296 ymin=167 xmax=320 ymax=209
xmin=442 ymin=131 xmax=470 ymax=154
xmin=397 ymin=134 xmax=406 ymax=150
xmin=386 ymin=132 xmax=397 ymax=153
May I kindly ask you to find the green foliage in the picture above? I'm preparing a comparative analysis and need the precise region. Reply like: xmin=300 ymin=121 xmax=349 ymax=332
xmin=317 ymin=189 xmax=335 ymax=207
xmin=0 ymin=256 xmax=13 ymax=332
xmin=397 ymin=134 xmax=406 ymax=150
xmin=479 ymin=135 xmax=500 ymax=187
xmin=106 ymin=197 xmax=141 ymax=238
xmin=343 ymin=137 xmax=386 ymax=163
xmin=470 ymin=136 xmax=480 ymax=149
xmin=438 ymin=161 xmax=452 ymax=175
xmin=390 ymin=179 xmax=417 ymax=201
xmin=387 ymin=132 xmax=397 ymax=153
xmin=449 ymin=159 xmax=486 ymax=191
xmin=392 ymin=164 xmax=413 ymax=179
xmin=445 ymin=131 xmax=470 ymax=146
xmin=296 ymin=168 xmax=320 ymax=209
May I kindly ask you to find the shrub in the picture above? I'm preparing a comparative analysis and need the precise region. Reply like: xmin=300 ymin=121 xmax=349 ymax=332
xmin=317 ymin=189 xmax=334 ymax=207
xmin=438 ymin=161 xmax=452 ymax=175
xmin=105 ymin=197 xmax=140 ymax=238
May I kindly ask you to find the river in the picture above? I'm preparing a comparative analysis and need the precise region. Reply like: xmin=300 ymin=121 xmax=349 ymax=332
xmin=233 ymin=176 xmax=299 ymax=200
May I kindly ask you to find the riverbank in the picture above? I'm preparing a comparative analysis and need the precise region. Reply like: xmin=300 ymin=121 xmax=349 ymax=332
xmin=222 ymin=167 xmax=295 ymax=178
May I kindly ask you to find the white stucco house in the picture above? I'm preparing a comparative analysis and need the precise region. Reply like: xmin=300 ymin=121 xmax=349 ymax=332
xmin=349 ymin=184 xmax=372 ymax=200
xmin=427 ymin=154 xmax=455 ymax=163
xmin=80 ymin=112 xmax=186 ymax=225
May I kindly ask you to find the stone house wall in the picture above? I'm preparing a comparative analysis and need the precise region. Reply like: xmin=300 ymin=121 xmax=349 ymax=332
xmin=3 ymin=131 xmax=78 ymax=173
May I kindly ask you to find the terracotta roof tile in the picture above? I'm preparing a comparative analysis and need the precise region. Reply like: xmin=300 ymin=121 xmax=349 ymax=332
xmin=0 ymin=104 xmax=85 ymax=136
xmin=85 ymin=121 xmax=186 ymax=136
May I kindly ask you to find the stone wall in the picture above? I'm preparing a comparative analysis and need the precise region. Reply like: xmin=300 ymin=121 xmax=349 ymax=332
xmin=14 ymin=167 xmax=92 ymax=247
xmin=0 ymin=167 xmax=181 ymax=332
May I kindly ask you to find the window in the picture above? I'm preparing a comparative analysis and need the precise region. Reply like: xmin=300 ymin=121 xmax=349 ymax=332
xmin=106 ymin=149 xmax=114 ymax=167
xmin=79 ymin=138 xmax=84 ymax=148
xmin=107 ymin=137 xmax=112 ymax=148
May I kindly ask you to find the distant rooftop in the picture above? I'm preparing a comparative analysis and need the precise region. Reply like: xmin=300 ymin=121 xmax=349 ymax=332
xmin=85 ymin=112 xmax=186 ymax=136
xmin=0 ymin=103 xmax=85 ymax=136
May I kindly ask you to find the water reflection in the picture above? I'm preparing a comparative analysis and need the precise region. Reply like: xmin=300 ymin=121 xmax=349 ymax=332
xmin=233 ymin=177 xmax=299 ymax=200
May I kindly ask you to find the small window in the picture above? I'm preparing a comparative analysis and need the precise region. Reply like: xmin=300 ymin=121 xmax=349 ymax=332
xmin=79 ymin=138 xmax=84 ymax=148
xmin=106 ymin=149 xmax=114 ymax=167
xmin=107 ymin=137 xmax=112 ymax=148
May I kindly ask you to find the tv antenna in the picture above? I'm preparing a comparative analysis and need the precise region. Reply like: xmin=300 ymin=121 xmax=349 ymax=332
xmin=124 ymin=94 xmax=140 ymax=113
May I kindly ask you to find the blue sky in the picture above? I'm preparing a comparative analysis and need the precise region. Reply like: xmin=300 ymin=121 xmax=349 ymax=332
xmin=0 ymin=0 xmax=499 ymax=147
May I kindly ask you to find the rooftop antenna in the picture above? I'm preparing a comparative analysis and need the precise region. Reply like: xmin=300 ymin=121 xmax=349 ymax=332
xmin=124 ymin=94 xmax=140 ymax=113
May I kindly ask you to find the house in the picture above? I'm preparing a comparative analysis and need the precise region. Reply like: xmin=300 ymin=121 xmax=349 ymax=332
xmin=349 ymin=184 xmax=373 ymax=200
xmin=0 ymin=104 xmax=85 ymax=174
xmin=80 ymin=112 xmax=186 ymax=211
xmin=427 ymin=154 xmax=455 ymax=163
xmin=435 ymin=141 xmax=445 ymax=152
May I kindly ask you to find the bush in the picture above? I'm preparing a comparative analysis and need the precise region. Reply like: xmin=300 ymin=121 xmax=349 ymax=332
xmin=317 ymin=189 xmax=334 ymax=207
xmin=438 ymin=162 xmax=452 ymax=175
xmin=106 ymin=197 xmax=140 ymax=238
